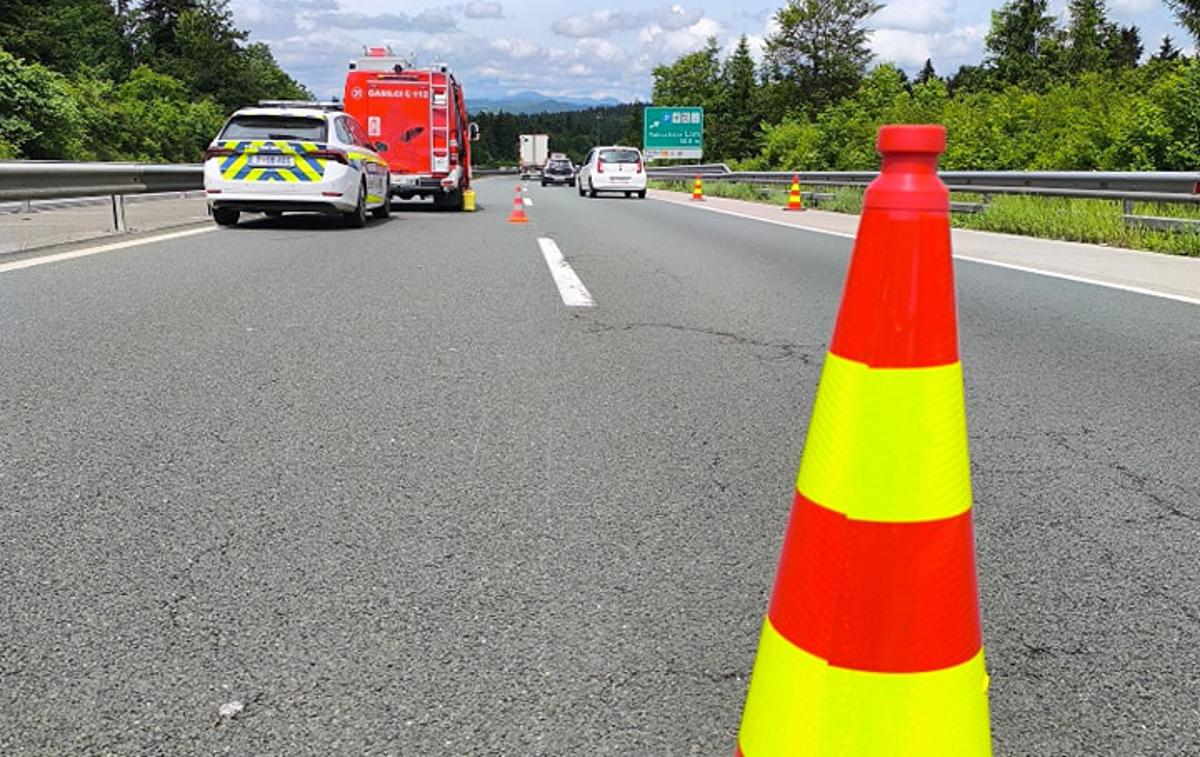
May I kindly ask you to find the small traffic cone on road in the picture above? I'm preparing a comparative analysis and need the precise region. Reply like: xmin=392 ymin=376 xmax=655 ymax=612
xmin=691 ymin=174 xmax=704 ymax=202
xmin=508 ymin=183 xmax=528 ymax=224
xmin=783 ymin=174 xmax=804 ymax=211
xmin=736 ymin=125 xmax=992 ymax=756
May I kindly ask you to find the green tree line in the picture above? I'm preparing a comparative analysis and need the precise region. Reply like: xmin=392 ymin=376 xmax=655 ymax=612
xmin=468 ymin=105 xmax=645 ymax=167
xmin=0 ymin=0 xmax=307 ymax=161
xmin=650 ymin=0 xmax=1200 ymax=171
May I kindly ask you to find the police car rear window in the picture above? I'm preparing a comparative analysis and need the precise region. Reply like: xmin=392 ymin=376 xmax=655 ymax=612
xmin=221 ymin=116 xmax=327 ymax=141
xmin=599 ymin=149 xmax=639 ymax=164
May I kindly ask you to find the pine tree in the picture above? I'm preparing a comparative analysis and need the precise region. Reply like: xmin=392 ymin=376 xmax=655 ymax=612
xmin=984 ymin=0 xmax=1058 ymax=86
xmin=717 ymin=35 xmax=760 ymax=159
xmin=1066 ymin=0 xmax=1110 ymax=74
xmin=1166 ymin=0 xmax=1200 ymax=47
xmin=1151 ymin=34 xmax=1183 ymax=62
xmin=1105 ymin=24 xmax=1142 ymax=69
xmin=916 ymin=58 xmax=937 ymax=84
xmin=762 ymin=0 xmax=881 ymax=116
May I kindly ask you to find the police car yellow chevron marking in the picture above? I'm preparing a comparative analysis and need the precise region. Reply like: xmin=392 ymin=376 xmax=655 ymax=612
xmin=215 ymin=140 xmax=331 ymax=183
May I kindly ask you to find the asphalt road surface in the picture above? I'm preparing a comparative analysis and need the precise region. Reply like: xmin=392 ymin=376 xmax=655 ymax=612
xmin=2 ymin=179 xmax=1198 ymax=755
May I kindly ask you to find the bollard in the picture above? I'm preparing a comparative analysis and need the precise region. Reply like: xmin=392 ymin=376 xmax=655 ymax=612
xmin=111 ymin=194 xmax=127 ymax=232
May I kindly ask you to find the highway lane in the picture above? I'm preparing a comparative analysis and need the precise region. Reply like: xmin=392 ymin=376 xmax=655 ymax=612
xmin=1 ymin=178 xmax=1197 ymax=755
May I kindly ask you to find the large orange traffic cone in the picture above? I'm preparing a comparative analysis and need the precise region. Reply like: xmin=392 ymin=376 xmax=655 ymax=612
xmin=783 ymin=174 xmax=803 ymax=211
xmin=691 ymin=174 xmax=704 ymax=202
xmin=736 ymin=125 xmax=991 ymax=756
xmin=508 ymin=183 xmax=528 ymax=224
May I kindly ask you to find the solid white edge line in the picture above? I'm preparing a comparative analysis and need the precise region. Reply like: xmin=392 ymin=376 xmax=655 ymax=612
xmin=537 ymin=237 xmax=595 ymax=307
xmin=651 ymin=196 xmax=1200 ymax=307
xmin=0 ymin=226 xmax=215 ymax=274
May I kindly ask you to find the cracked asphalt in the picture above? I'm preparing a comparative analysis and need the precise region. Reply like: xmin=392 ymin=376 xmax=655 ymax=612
xmin=1 ymin=179 xmax=1198 ymax=755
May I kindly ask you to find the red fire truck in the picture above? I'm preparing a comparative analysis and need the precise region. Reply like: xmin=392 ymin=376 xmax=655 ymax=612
xmin=343 ymin=47 xmax=477 ymax=210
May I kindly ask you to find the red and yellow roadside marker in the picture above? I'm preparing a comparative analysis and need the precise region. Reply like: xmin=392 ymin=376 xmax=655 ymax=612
xmin=736 ymin=125 xmax=992 ymax=756
xmin=692 ymin=174 xmax=705 ymax=202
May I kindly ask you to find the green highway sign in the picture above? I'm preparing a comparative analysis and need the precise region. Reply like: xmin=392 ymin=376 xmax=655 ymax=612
xmin=643 ymin=106 xmax=703 ymax=160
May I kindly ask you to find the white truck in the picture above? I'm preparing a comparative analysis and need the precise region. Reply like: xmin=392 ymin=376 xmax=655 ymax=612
xmin=518 ymin=134 xmax=549 ymax=178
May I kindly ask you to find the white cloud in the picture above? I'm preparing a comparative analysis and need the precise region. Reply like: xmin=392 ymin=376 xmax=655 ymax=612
xmin=1110 ymin=0 xmax=1157 ymax=11
xmin=308 ymin=9 xmax=457 ymax=32
xmin=870 ymin=0 xmax=953 ymax=34
xmin=489 ymin=37 xmax=543 ymax=60
xmin=869 ymin=25 xmax=986 ymax=70
xmin=552 ymin=5 xmax=706 ymax=38
xmin=464 ymin=1 xmax=504 ymax=18
xmin=639 ymin=16 xmax=723 ymax=57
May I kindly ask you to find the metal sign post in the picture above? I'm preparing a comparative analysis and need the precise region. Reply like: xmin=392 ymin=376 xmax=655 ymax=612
xmin=643 ymin=106 xmax=703 ymax=161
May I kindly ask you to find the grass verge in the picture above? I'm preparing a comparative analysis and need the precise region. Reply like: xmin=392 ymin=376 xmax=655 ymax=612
xmin=650 ymin=180 xmax=1200 ymax=257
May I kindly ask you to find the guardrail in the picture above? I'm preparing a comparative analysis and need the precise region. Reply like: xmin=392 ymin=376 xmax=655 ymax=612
xmin=649 ymin=165 xmax=1200 ymax=231
xmin=0 ymin=161 xmax=204 ymax=232
xmin=0 ymin=162 xmax=521 ymax=232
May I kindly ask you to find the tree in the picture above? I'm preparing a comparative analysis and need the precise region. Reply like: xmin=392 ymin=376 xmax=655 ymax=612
xmin=984 ymin=0 xmax=1058 ymax=86
xmin=916 ymin=58 xmax=937 ymax=84
xmin=0 ymin=48 xmax=85 ymax=158
xmin=1066 ymin=0 xmax=1111 ymax=74
xmin=1105 ymin=24 xmax=1142 ymax=69
xmin=651 ymin=37 xmax=721 ymax=107
xmin=715 ymin=35 xmax=761 ymax=160
xmin=762 ymin=0 xmax=882 ymax=116
xmin=0 ymin=0 xmax=133 ymax=80
xmin=1150 ymin=35 xmax=1182 ymax=62
xmin=1166 ymin=0 xmax=1200 ymax=47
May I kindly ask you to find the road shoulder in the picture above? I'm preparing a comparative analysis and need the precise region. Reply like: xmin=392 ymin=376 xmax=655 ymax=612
xmin=648 ymin=189 xmax=1200 ymax=305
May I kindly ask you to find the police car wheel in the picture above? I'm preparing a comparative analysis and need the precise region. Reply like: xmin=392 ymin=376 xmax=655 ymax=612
xmin=371 ymin=190 xmax=391 ymax=220
xmin=213 ymin=208 xmax=239 ymax=227
xmin=588 ymin=180 xmax=597 ymax=198
xmin=637 ymin=190 xmax=647 ymax=199
xmin=344 ymin=182 xmax=368 ymax=228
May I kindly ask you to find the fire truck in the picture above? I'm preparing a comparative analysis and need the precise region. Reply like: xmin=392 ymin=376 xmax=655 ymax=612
xmin=343 ymin=47 xmax=478 ymax=210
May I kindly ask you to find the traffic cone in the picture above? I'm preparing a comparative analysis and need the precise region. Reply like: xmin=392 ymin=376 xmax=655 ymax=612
xmin=783 ymin=174 xmax=804 ymax=211
xmin=691 ymin=174 xmax=704 ymax=202
xmin=508 ymin=183 xmax=528 ymax=224
xmin=736 ymin=125 xmax=991 ymax=756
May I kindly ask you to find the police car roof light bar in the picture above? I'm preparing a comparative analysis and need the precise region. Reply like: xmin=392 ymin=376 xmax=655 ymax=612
xmin=256 ymin=100 xmax=343 ymax=110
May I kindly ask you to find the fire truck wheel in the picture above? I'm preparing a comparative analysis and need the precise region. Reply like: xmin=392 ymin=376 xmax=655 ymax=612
xmin=344 ymin=181 xmax=368 ymax=228
xmin=213 ymin=208 xmax=239 ymax=227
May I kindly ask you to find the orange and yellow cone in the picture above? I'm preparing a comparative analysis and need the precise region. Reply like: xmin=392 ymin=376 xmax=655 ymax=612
xmin=507 ymin=183 xmax=528 ymax=224
xmin=783 ymin=174 xmax=803 ymax=211
xmin=736 ymin=125 xmax=992 ymax=757
xmin=691 ymin=175 xmax=704 ymax=202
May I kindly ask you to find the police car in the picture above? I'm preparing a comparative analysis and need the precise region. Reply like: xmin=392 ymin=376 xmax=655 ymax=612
xmin=203 ymin=101 xmax=391 ymax=228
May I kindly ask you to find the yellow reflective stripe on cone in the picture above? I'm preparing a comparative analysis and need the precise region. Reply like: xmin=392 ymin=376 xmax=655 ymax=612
xmin=739 ymin=618 xmax=991 ymax=757
xmin=796 ymin=353 xmax=971 ymax=523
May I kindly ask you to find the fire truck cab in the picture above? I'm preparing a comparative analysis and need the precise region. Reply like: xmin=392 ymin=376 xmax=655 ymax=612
xmin=343 ymin=48 xmax=477 ymax=210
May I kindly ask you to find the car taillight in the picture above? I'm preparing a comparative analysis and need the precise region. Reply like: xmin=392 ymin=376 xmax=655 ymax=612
xmin=636 ymin=159 xmax=643 ymax=173
xmin=203 ymin=147 xmax=233 ymax=160
xmin=596 ymin=160 xmax=604 ymax=173
xmin=310 ymin=149 xmax=349 ymax=165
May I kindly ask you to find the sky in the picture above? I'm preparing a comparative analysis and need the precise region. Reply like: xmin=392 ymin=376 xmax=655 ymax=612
xmin=227 ymin=0 xmax=1190 ymax=101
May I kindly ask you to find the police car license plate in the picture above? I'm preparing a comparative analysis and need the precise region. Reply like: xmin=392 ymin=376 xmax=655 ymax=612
xmin=249 ymin=155 xmax=294 ymax=167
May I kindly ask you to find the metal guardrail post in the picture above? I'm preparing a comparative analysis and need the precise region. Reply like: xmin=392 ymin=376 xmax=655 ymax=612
xmin=111 ymin=194 xmax=127 ymax=232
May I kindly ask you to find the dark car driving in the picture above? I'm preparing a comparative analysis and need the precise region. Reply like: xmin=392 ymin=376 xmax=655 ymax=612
xmin=541 ymin=158 xmax=575 ymax=187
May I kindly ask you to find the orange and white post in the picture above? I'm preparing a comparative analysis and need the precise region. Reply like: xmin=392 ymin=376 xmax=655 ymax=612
xmin=736 ymin=125 xmax=992 ymax=757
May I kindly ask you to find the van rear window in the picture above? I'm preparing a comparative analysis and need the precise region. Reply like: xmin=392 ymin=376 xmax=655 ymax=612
xmin=599 ymin=149 xmax=639 ymax=163
xmin=221 ymin=116 xmax=327 ymax=141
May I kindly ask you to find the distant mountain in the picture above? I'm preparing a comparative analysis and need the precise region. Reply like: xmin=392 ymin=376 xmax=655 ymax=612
xmin=468 ymin=91 xmax=623 ymax=115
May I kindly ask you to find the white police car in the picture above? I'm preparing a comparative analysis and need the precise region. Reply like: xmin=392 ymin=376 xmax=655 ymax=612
xmin=203 ymin=101 xmax=390 ymax=228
